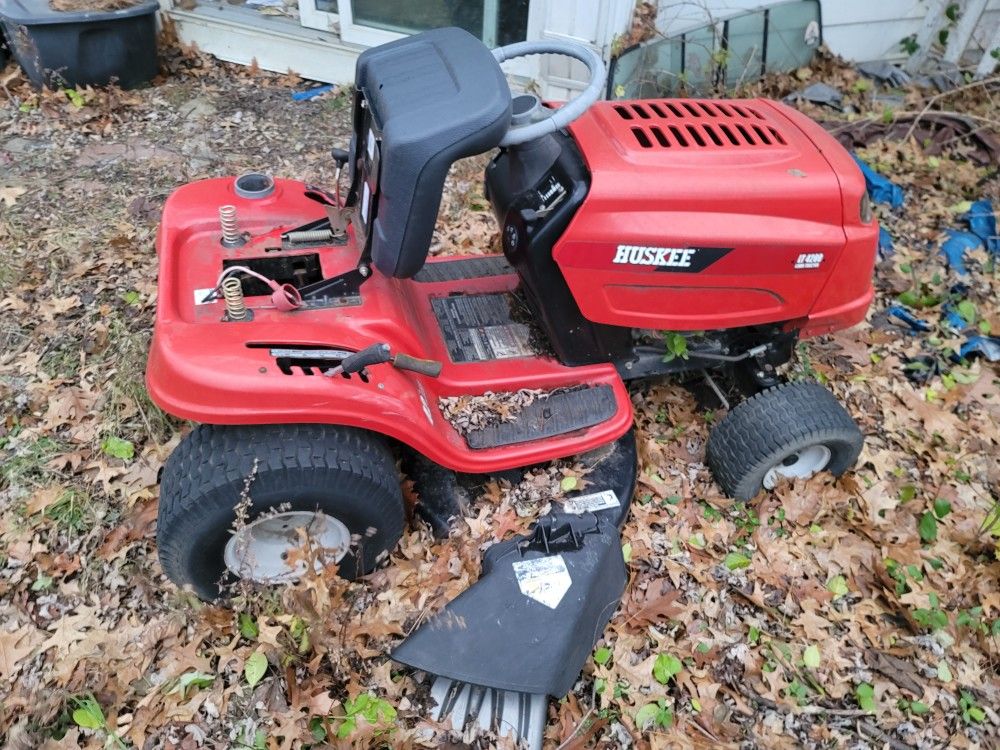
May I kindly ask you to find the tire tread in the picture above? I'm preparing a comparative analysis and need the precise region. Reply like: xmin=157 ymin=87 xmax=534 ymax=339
xmin=706 ymin=382 xmax=863 ymax=500
xmin=157 ymin=424 xmax=403 ymax=599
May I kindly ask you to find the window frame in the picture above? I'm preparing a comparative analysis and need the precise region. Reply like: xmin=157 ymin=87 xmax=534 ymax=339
xmin=299 ymin=0 xmax=533 ymax=66
xmin=298 ymin=0 xmax=339 ymax=34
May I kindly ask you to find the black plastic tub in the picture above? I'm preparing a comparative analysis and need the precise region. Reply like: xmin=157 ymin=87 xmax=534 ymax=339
xmin=0 ymin=0 xmax=159 ymax=89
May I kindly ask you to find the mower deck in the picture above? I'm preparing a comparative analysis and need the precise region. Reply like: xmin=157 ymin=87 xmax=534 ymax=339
xmin=147 ymin=178 xmax=633 ymax=473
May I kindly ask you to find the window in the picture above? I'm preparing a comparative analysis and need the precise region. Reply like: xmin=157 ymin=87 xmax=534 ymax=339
xmin=301 ymin=0 xmax=528 ymax=49
xmin=608 ymin=0 xmax=821 ymax=99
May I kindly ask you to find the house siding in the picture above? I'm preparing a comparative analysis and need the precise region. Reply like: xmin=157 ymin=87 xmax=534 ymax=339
xmin=651 ymin=0 xmax=1000 ymax=62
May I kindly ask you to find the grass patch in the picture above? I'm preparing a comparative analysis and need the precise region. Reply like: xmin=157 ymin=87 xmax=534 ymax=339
xmin=98 ymin=315 xmax=177 ymax=444
xmin=44 ymin=488 xmax=93 ymax=534
xmin=0 ymin=434 xmax=65 ymax=491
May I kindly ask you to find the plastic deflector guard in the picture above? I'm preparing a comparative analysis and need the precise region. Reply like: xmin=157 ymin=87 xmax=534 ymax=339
xmin=393 ymin=430 xmax=638 ymax=750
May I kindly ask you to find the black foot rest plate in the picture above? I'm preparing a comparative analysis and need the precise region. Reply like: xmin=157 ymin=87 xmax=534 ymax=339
xmin=465 ymin=385 xmax=617 ymax=450
xmin=414 ymin=256 xmax=513 ymax=283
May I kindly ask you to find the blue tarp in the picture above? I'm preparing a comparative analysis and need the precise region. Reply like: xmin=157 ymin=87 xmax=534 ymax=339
xmin=958 ymin=336 xmax=1000 ymax=362
xmin=963 ymin=199 xmax=999 ymax=254
xmin=852 ymin=155 xmax=904 ymax=208
xmin=941 ymin=303 xmax=967 ymax=331
xmin=291 ymin=84 xmax=336 ymax=101
xmin=878 ymin=226 xmax=894 ymax=257
xmin=888 ymin=305 xmax=931 ymax=332
xmin=939 ymin=229 xmax=982 ymax=276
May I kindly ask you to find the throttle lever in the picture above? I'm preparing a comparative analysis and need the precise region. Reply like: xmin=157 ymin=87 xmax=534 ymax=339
xmin=324 ymin=343 xmax=390 ymax=377
xmin=323 ymin=344 xmax=442 ymax=378
xmin=392 ymin=353 xmax=442 ymax=377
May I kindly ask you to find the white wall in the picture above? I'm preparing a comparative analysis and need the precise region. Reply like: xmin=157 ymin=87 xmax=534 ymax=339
xmin=648 ymin=0 xmax=1000 ymax=62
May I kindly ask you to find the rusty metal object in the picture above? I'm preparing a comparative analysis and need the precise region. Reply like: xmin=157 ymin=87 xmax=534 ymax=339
xmin=822 ymin=113 xmax=1000 ymax=166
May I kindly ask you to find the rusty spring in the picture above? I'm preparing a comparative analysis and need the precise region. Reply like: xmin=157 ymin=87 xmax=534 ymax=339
xmin=221 ymin=276 xmax=248 ymax=320
xmin=219 ymin=205 xmax=240 ymax=246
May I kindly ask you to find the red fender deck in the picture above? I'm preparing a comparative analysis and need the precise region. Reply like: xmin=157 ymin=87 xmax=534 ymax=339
xmin=146 ymin=177 xmax=633 ymax=473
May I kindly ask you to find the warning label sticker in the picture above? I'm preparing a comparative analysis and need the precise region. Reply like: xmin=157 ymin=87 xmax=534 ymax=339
xmin=431 ymin=294 xmax=534 ymax=363
xmin=193 ymin=288 xmax=217 ymax=305
xmin=512 ymin=555 xmax=572 ymax=609
xmin=563 ymin=490 xmax=621 ymax=515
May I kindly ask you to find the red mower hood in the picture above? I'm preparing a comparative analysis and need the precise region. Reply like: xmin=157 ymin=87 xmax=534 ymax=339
xmin=560 ymin=98 xmax=877 ymax=334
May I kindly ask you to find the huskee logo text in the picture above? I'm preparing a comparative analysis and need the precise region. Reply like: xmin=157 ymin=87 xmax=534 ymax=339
xmin=613 ymin=244 xmax=695 ymax=268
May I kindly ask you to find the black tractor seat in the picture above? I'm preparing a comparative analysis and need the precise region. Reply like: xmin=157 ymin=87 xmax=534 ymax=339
xmin=347 ymin=27 xmax=512 ymax=279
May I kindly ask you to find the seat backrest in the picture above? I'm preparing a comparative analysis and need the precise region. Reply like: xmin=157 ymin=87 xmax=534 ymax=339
xmin=347 ymin=27 xmax=512 ymax=279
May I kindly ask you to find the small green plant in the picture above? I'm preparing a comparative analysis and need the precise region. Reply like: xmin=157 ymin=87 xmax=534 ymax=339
xmin=244 ymin=651 xmax=268 ymax=687
xmin=700 ymin=501 xmax=722 ymax=522
xmin=956 ymin=607 xmax=987 ymax=635
xmin=322 ymin=85 xmax=355 ymax=113
xmin=652 ymin=652 xmax=683 ymax=684
xmin=168 ymin=671 xmax=216 ymax=700
xmin=980 ymin=501 xmax=1000 ymax=540
xmin=238 ymin=613 xmax=259 ymax=639
xmin=884 ymin=558 xmax=922 ymax=595
xmin=898 ymin=698 xmax=930 ymax=714
xmin=71 ymin=694 xmax=126 ymax=748
xmin=101 ymin=436 xmax=135 ymax=461
xmin=919 ymin=498 xmax=951 ymax=544
xmin=635 ymin=699 xmax=673 ymax=730
xmin=233 ymin=723 xmax=267 ymax=749
xmin=768 ymin=507 xmax=788 ymax=537
xmin=785 ymin=679 xmax=809 ymax=705
xmin=63 ymin=88 xmax=86 ymax=108
xmin=827 ymin=575 xmax=849 ymax=599
xmin=791 ymin=342 xmax=826 ymax=383
xmin=724 ymin=551 xmax=751 ymax=571
xmin=661 ymin=332 xmax=689 ymax=362
xmin=856 ymin=683 xmax=875 ymax=712
xmin=959 ymin=691 xmax=985 ymax=724
xmin=731 ymin=502 xmax=761 ymax=538
xmin=913 ymin=592 xmax=949 ymax=632
xmin=334 ymin=694 xmax=396 ymax=739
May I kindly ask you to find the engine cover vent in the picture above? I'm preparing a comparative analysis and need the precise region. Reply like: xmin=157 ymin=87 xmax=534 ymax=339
xmin=612 ymin=99 xmax=787 ymax=149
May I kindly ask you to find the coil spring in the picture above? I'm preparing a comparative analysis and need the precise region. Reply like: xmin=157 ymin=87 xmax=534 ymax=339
xmin=219 ymin=205 xmax=240 ymax=245
xmin=286 ymin=229 xmax=334 ymax=244
xmin=222 ymin=276 xmax=248 ymax=320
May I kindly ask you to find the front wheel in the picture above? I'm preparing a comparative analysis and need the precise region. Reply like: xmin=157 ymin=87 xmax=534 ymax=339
xmin=706 ymin=382 xmax=863 ymax=501
xmin=157 ymin=424 xmax=405 ymax=601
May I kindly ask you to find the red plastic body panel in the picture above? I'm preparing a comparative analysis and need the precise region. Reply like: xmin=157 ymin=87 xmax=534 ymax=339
xmin=560 ymin=98 xmax=877 ymax=336
xmin=146 ymin=178 xmax=632 ymax=473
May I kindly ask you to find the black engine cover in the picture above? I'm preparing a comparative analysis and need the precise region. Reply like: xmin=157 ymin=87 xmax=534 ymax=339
xmin=485 ymin=132 xmax=631 ymax=366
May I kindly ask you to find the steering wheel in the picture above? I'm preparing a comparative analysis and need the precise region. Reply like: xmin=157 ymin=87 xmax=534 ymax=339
xmin=492 ymin=40 xmax=606 ymax=147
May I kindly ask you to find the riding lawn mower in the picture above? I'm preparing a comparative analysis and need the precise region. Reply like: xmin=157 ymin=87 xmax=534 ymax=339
xmin=146 ymin=27 xmax=876 ymax=747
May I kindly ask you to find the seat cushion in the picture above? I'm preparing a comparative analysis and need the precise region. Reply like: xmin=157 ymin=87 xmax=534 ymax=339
xmin=352 ymin=27 xmax=512 ymax=278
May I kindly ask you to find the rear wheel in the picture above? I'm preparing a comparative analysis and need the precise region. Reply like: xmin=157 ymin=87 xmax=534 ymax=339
xmin=706 ymin=382 xmax=863 ymax=501
xmin=157 ymin=424 xmax=405 ymax=601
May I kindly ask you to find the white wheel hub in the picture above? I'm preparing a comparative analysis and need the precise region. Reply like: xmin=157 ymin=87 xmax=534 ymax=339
xmin=763 ymin=445 xmax=832 ymax=490
xmin=223 ymin=510 xmax=351 ymax=583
